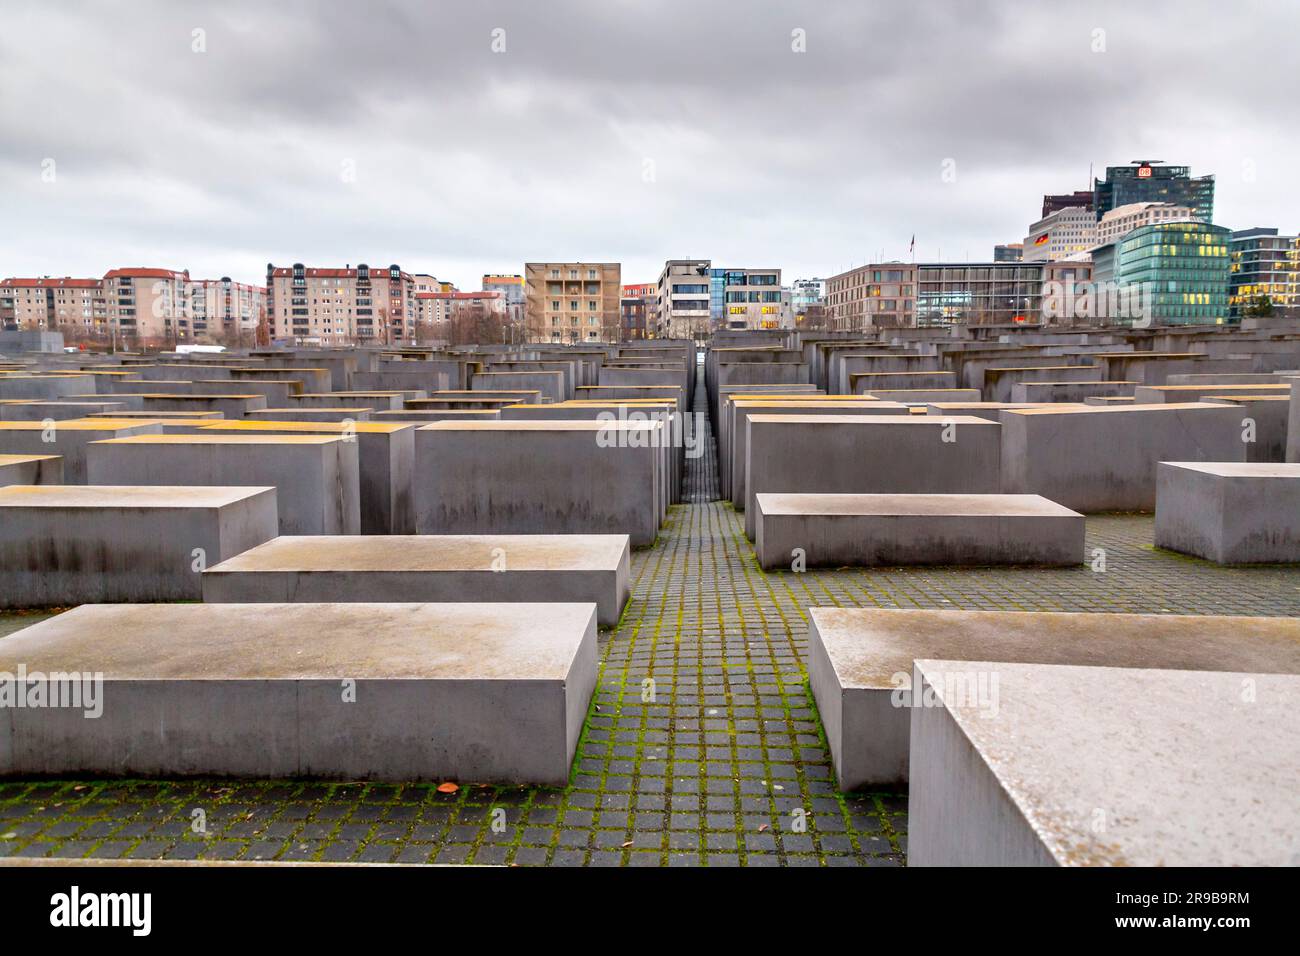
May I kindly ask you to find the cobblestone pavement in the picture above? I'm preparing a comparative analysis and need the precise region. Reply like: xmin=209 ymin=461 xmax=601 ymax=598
xmin=2 ymin=372 xmax=1298 ymax=866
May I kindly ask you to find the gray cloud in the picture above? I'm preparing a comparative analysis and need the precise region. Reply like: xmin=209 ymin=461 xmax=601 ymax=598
xmin=1 ymin=0 xmax=1295 ymax=288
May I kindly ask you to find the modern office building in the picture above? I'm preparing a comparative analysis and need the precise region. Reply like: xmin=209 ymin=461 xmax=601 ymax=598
xmin=1041 ymin=190 xmax=1094 ymax=218
xmin=266 ymin=263 xmax=417 ymax=345
xmin=655 ymin=260 xmax=712 ymax=339
xmin=825 ymin=260 xmax=1094 ymax=329
xmin=791 ymin=277 xmax=826 ymax=315
xmin=1090 ymin=221 xmax=1231 ymax=325
xmin=994 ymin=243 xmax=1024 ymax=262
xmin=1228 ymin=227 xmax=1300 ymax=317
xmin=1094 ymin=161 xmax=1214 ymax=223
xmin=1095 ymin=201 xmax=1200 ymax=247
xmin=1023 ymin=207 xmax=1098 ymax=262
xmin=524 ymin=262 xmax=622 ymax=343
xmin=653 ymin=261 xmax=784 ymax=337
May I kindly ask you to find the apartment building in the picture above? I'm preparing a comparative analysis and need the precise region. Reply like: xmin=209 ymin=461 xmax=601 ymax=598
xmin=102 ymin=267 xmax=192 ymax=343
xmin=0 ymin=277 xmax=104 ymax=332
xmin=524 ymin=262 xmax=622 ymax=343
xmin=1024 ymin=206 xmax=1098 ymax=262
xmin=265 ymin=263 xmax=417 ymax=345
xmin=187 ymin=277 xmax=266 ymax=341
xmin=790 ymin=277 xmax=826 ymax=316
xmin=654 ymin=260 xmax=712 ymax=339
xmin=1229 ymin=227 xmax=1299 ymax=317
xmin=416 ymin=290 xmax=505 ymax=327
xmin=1095 ymin=202 xmax=1199 ymax=247
xmin=483 ymin=274 xmax=526 ymax=329
xmin=620 ymin=283 xmax=655 ymax=340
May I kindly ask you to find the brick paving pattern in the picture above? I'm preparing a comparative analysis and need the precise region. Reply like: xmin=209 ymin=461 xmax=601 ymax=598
xmin=1 ymin=368 xmax=1298 ymax=865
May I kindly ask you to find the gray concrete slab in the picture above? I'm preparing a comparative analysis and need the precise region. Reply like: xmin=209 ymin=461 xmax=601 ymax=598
xmin=754 ymin=493 xmax=1083 ymax=570
xmin=0 ymin=420 xmax=163 ymax=482
xmin=999 ymin=403 xmax=1248 ymax=511
xmin=0 ymin=453 xmax=63 ymax=486
xmin=807 ymin=607 xmax=1300 ymax=790
xmin=203 ymin=533 xmax=630 ymax=627
xmin=0 ymin=401 xmax=130 ymax=421
xmin=0 ymin=485 xmax=278 ymax=607
xmin=0 ymin=601 xmax=597 ymax=785
xmin=86 ymin=434 xmax=361 ymax=534
xmin=1155 ymin=461 xmax=1300 ymax=563
xmin=908 ymin=661 xmax=1300 ymax=865
xmin=194 ymin=421 xmax=414 ymax=534
xmin=414 ymin=420 xmax=663 ymax=546
xmin=744 ymin=415 xmax=1002 ymax=539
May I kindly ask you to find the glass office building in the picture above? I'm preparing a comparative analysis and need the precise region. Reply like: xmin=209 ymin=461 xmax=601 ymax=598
xmin=1094 ymin=162 xmax=1215 ymax=223
xmin=1112 ymin=221 xmax=1231 ymax=325
xmin=1228 ymin=227 xmax=1299 ymax=317
xmin=914 ymin=263 xmax=1045 ymax=326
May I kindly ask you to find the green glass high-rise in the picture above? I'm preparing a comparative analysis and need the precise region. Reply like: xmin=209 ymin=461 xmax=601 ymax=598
xmin=1112 ymin=221 xmax=1231 ymax=325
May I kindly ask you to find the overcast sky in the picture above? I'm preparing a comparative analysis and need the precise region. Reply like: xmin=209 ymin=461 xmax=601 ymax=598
xmin=1 ymin=0 xmax=1295 ymax=289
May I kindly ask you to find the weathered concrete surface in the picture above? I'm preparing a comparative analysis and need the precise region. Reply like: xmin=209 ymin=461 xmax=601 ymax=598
xmin=203 ymin=533 xmax=630 ymax=627
xmin=754 ymin=493 xmax=1083 ymax=570
xmin=1009 ymin=381 xmax=1137 ymax=403
xmin=984 ymin=366 xmax=1100 ymax=403
xmin=472 ymin=370 xmax=565 ymax=403
xmin=1291 ymin=385 xmax=1300 ymax=462
xmin=197 ymin=420 xmax=413 ymax=534
xmin=925 ymin=402 xmax=1082 ymax=422
xmin=414 ymin=420 xmax=663 ymax=546
xmin=292 ymin=392 xmax=404 ymax=411
xmin=908 ymin=661 xmax=1300 ymax=865
xmin=0 ymin=419 xmax=163 ymax=482
xmin=744 ymin=415 xmax=1001 ymax=539
xmin=1155 ymin=461 xmax=1300 ymax=563
xmin=86 ymin=434 xmax=361 ymax=534
xmin=726 ymin=400 xmax=906 ymax=507
xmin=0 ymin=485 xmax=278 ymax=607
xmin=0 ymin=375 xmax=97 ymax=400
xmin=807 ymin=607 xmax=1300 ymax=790
xmin=0 ymin=602 xmax=597 ymax=785
xmin=374 ymin=409 xmax=502 ymax=422
xmin=136 ymin=393 xmax=269 ymax=419
xmin=1133 ymin=382 xmax=1292 ymax=403
xmin=0 ymin=453 xmax=63 ymax=486
xmin=850 ymin=371 xmax=956 ymax=394
xmin=0 ymin=400 xmax=129 ymax=421
xmin=856 ymin=389 xmax=980 ymax=404
xmin=1198 ymin=395 xmax=1290 ymax=462
xmin=999 ymin=403 xmax=1247 ymax=512
xmin=246 ymin=408 xmax=374 ymax=422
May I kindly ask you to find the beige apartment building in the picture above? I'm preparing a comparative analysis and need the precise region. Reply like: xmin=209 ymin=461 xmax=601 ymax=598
xmin=100 ymin=267 xmax=193 ymax=344
xmin=524 ymin=262 xmax=622 ymax=343
xmin=265 ymin=263 xmax=417 ymax=345
xmin=416 ymin=290 xmax=505 ymax=329
xmin=188 ymin=277 xmax=267 ymax=342
xmin=0 ymin=277 xmax=105 ymax=332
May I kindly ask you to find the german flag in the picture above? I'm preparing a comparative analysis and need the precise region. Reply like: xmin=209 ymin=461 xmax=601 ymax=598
xmin=1033 ymin=233 xmax=1050 ymax=246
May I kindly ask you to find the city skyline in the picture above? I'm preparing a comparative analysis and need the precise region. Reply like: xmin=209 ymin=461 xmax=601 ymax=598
xmin=2 ymin=0 xmax=1297 ymax=290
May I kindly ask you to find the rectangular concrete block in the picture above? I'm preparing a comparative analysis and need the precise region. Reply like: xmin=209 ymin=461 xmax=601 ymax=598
xmin=197 ymin=421 xmax=414 ymax=534
xmin=1155 ymin=461 xmax=1300 ymax=563
xmin=0 ymin=602 xmax=597 ymax=785
xmin=0 ymin=420 xmax=163 ymax=482
xmin=999 ymin=403 xmax=1247 ymax=511
xmin=807 ymin=607 xmax=1300 ymax=790
xmin=414 ymin=421 xmax=663 ymax=546
xmin=0 ymin=453 xmax=63 ymax=486
xmin=0 ymin=400 xmax=130 ymax=421
xmin=0 ymin=485 xmax=278 ymax=608
xmin=86 ymin=434 xmax=361 ymax=534
xmin=245 ymin=408 xmax=373 ymax=422
xmin=744 ymin=415 xmax=1001 ymax=539
xmin=754 ymin=493 xmax=1083 ymax=570
xmin=203 ymin=533 xmax=630 ymax=627
xmin=908 ymin=661 xmax=1300 ymax=865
